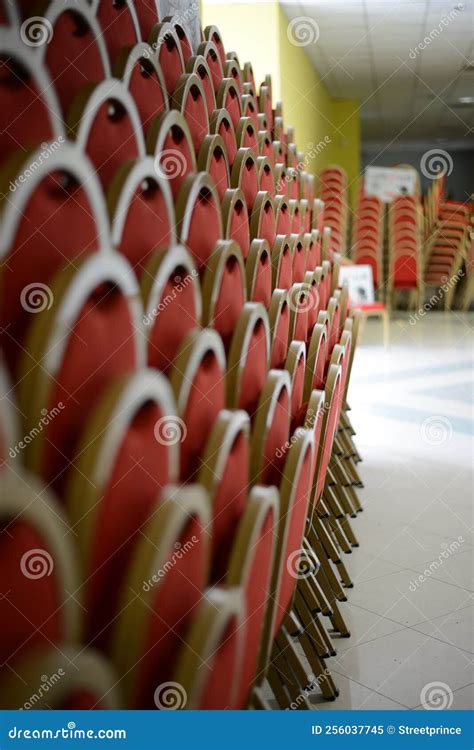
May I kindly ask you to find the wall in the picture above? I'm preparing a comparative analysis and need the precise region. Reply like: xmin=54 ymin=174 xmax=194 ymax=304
xmin=201 ymin=1 xmax=361 ymax=200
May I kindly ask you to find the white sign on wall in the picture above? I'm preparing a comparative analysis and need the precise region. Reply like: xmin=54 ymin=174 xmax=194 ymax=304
xmin=364 ymin=166 xmax=417 ymax=203
xmin=338 ymin=265 xmax=375 ymax=305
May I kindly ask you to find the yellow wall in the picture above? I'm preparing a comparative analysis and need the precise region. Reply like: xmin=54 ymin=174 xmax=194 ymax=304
xmin=201 ymin=2 xmax=361 ymax=199
xmin=202 ymin=2 xmax=282 ymax=101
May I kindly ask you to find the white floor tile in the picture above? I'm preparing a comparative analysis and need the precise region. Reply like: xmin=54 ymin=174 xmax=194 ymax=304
xmin=412 ymin=605 xmax=474 ymax=654
xmin=331 ymin=628 xmax=474 ymax=708
xmin=346 ymin=567 xmax=471 ymax=627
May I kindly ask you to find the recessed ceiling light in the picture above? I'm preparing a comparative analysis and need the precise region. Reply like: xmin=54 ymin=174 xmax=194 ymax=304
xmin=459 ymin=96 xmax=474 ymax=104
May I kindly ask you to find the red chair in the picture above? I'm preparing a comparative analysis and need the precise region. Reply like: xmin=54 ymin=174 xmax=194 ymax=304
xmin=112 ymin=485 xmax=210 ymax=707
xmin=246 ymin=239 xmax=272 ymax=308
xmin=109 ymin=156 xmax=175 ymax=275
xmin=227 ymin=303 xmax=270 ymax=416
xmin=40 ymin=2 xmax=110 ymax=119
xmin=250 ymin=370 xmax=291 ymax=486
xmin=225 ymin=485 xmax=278 ymax=707
xmin=0 ymin=471 xmax=79 ymax=667
xmin=170 ymin=328 xmax=226 ymax=481
xmin=201 ymin=240 xmax=246 ymax=350
xmin=0 ymin=144 xmax=108 ymax=375
xmin=199 ymin=409 xmax=250 ymax=581
xmin=148 ymin=22 xmax=185 ymax=95
xmin=176 ymin=173 xmax=223 ymax=271
xmin=17 ymin=253 xmax=144 ymax=496
xmin=69 ymin=79 xmax=145 ymax=190
xmin=0 ymin=646 xmax=121 ymax=709
xmin=222 ymin=188 xmax=250 ymax=258
xmin=66 ymin=369 xmax=179 ymax=648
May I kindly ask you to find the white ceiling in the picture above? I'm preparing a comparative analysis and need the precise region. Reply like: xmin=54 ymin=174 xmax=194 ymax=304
xmin=281 ymin=0 xmax=474 ymax=148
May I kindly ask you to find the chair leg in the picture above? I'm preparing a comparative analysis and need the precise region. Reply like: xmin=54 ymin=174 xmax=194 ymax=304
xmin=306 ymin=526 xmax=347 ymax=602
xmin=298 ymin=631 xmax=339 ymax=701
xmin=382 ymin=310 xmax=390 ymax=348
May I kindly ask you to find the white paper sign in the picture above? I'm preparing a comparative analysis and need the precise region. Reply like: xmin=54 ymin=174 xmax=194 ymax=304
xmin=364 ymin=166 xmax=417 ymax=203
xmin=338 ymin=265 xmax=375 ymax=305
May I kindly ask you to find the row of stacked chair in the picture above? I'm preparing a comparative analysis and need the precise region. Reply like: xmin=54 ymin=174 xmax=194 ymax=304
xmin=386 ymin=195 xmax=424 ymax=310
xmin=351 ymin=195 xmax=384 ymax=291
xmin=423 ymin=174 xmax=474 ymax=310
xmin=318 ymin=166 xmax=349 ymax=256
xmin=0 ymin=0 xmax=367 ymax=710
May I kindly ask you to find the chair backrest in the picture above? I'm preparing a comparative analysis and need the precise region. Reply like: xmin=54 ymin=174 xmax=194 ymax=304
xmin=226 ymin=485 xmax=279 ymax=705
xmin=173 ymin=587 xmax=243 ymax=709
xmin=18 ymin=253 xmax=143 ymax=495
xmin=198 ymin=409 xmax=250 ymax=581
xmin=170 ymin=328 xmax=226 ymax=480
xmin=0 ymin=646 xmax=121 ymax=710
xmin=112 ymin=485 xmax=211 ymax=708
xmin=66 ymin=368 xmax=179 ymax=648
xmin=0 ymin=470 xmax=79 ymax=667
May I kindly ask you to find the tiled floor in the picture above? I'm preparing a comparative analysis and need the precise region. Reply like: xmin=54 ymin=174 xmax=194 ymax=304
xmin=293 ymin=312 xmax=473 ymax=710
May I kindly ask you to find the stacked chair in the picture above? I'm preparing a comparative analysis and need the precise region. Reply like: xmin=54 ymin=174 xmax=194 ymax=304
xmin=423 ymin=200 xmax=473 ymax=310
xmin=318 ymin=166 xmax=349 ymax=256
xmin=0 ymin=0 xmax=366 ymax=710
xmin=386 ymin=195 xmax=424 ymax=310
xmin=351 ymin=195 xmax=384 ymax=292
